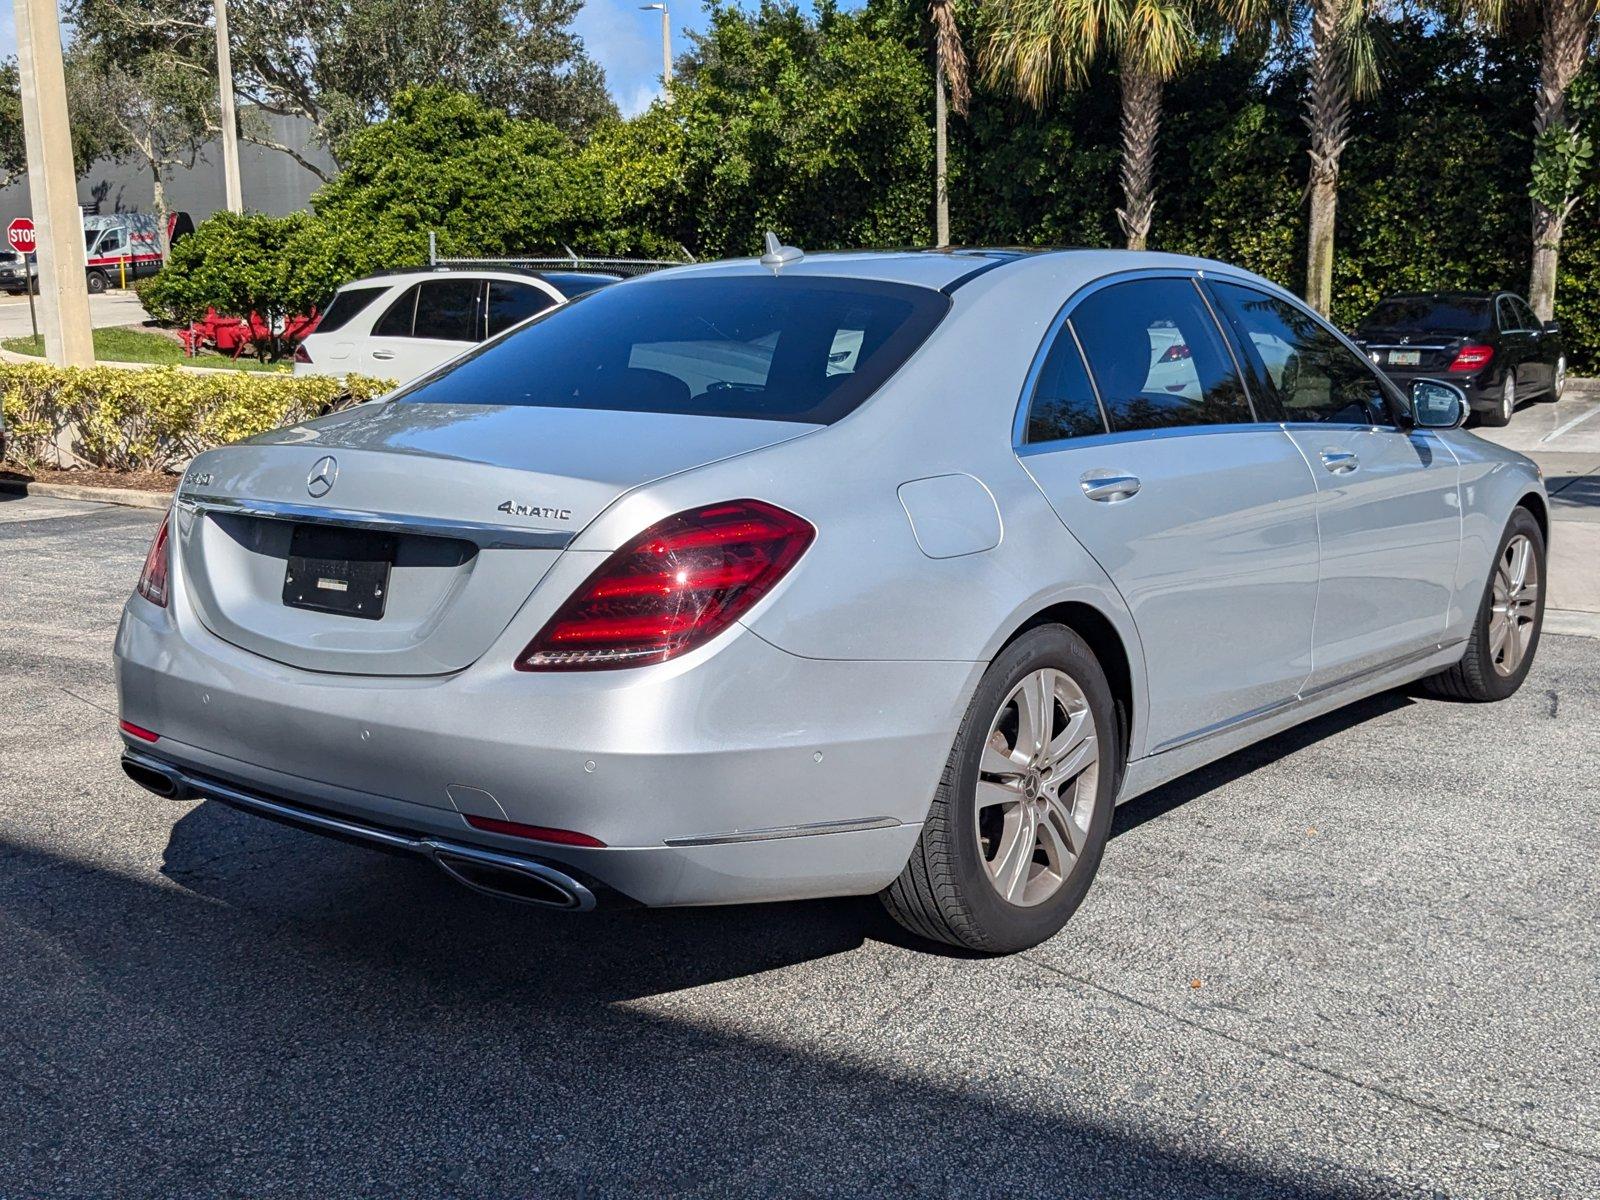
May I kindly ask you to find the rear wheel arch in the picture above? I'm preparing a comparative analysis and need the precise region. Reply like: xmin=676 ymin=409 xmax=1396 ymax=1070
xmin=1002 ymin=602 xmax=1135 ymax=788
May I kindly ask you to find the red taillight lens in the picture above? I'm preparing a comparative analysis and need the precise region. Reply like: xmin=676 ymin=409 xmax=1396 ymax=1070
xmin=1158 ymin=343 xmax=1192 ymax=363
xmin=293 ymin=343 xmax=312 ymax=364
xmin=517 ymin=499 xmax=815 ymax=671
xmin=119 ymin=719 xmax=159 ymax=742
xmin=136 ymin=512 xmax=171 ymax=606
xmin=1448 ymin=343 xmax=1494 ymax=372
xmin=463 ymin=814 xmax=606 ymax=847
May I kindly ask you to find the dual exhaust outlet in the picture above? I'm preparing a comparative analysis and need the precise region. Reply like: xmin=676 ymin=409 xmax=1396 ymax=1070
xmin=121 ymin=753 xmax=598 ymax=911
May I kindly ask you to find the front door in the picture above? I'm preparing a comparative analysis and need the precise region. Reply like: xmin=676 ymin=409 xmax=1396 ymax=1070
xmin=1016 ymin=275 xmax=1321 ymax=755
xmin=1209 ymin=279 xmax=1462 ymax=689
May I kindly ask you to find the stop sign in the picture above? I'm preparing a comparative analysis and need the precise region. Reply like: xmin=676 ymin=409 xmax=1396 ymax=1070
xmin=7 ymin=217 xmax=35 ymax=255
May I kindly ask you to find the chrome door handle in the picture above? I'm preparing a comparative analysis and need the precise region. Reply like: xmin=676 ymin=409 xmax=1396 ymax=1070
xmin=1080 ymin=474 xmax=1141 ymax=502
xmin=371 ymin=349 xmax=396 ymax=360
xmin=1319 ymin=450 xmax=1358 ymax=474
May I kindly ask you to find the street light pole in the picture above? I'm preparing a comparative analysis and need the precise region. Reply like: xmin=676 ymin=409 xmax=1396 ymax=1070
xmin=12 ymin=0 xmax=93 ymax=366
xmin=215 ymin=0 xmax=243 ymax=214
xmin=640 ymin=4 xmax=672 ymax=93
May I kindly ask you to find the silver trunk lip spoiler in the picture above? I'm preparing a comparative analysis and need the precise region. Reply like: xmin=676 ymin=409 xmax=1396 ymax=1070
xmin=178 ymin=493 xmax=575 ymax=551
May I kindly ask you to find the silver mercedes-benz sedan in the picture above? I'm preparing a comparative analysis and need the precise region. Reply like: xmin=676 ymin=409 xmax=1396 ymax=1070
xmin=116 ymin=247 xmax=1548 ymax=952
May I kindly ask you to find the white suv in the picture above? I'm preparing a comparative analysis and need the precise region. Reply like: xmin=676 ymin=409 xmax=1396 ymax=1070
xmin=294 ymin=267 xmax=620 ymax=385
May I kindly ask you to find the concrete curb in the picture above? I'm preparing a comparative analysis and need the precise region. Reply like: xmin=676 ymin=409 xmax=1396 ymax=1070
xmin=1545 ymin=609 xmax=1600 ymax=640
xmin=0 ymin=477 xmax=173 ymax=510
xmin=0 ymin=346 xmax=281 ymax=376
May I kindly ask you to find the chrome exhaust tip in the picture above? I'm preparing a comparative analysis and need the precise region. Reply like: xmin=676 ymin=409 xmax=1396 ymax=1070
xmin=121 ymin=755 xmax=187 ymax=800
xmin=432 ymin=850 xmax=596 ymax=911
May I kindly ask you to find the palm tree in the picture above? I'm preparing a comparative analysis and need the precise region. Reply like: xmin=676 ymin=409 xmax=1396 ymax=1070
xmin=930 ymin=0 xmax=972 ymax=247
xmin=1458 ymin=0 xmax=1598 ymax=320
xmin=1299 ymin=0 xmax=1381 ymax=315
xmin=982 ymin=0 xmax=1194 ymax=250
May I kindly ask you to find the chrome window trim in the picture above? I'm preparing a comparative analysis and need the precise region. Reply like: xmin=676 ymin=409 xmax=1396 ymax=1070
xmin=1011 ymin=267 xmax=1262 ymax=452
xmin=178 ymin=493 xmax=575 ymax=550
xmin=1014 ymin=420 xmax=1283 ymax=458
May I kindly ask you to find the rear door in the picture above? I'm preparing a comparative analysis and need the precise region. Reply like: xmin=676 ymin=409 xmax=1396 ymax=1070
xmin=1016 ymin=273 xmax=1321 ymax=755
xmin=1510 ymin=295 xmax=1554 ymax=393
xmin=1208 ymin=279 xmax=1461 ymax=689
xmin=364 ymin=278 xmax=483 ymax=383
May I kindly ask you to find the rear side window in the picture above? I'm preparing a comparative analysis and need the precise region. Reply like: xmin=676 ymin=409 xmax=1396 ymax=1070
xmin=393 ymin=276 xmax=950 ymax=424
xmin=1510 ymin=296 xmax=1539 ymax=331
xmin=1024 ymin=328 xmax=1105 ymax=443
xmin=486 ymin=281 xmax=556 ymax=337
xmin=372 ymin=285 xmax=418 ymax=337
xmin=316 ymin=285 xmax=389 ymax=334
xmin=413 ymin=279 xmax=481 ymax=341
xmin=1212 ymin=282 xmax=1390 ymax=425
xmin=1070 ymin=278 xmax=1251 ymax=432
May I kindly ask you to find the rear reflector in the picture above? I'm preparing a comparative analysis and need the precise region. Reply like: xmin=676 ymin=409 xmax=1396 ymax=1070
xmin=517 ymin=498 xmax=815 ymax=671
xmin=135 ymin=511 xmax=172 ymax=607
xmin=119 ymin=719 xmax=159 ymax=742
xmin=1448 ymin=343 xmax=1494 ymax=372
xmin=464 ymin=814 xmax=606 ymax=848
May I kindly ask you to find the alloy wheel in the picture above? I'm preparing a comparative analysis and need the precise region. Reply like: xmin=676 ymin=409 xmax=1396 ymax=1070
xmin=1502 ymin=375 xmax=1515 ymax=423
xmin=1489 ymin=533 xmax=1539 ymax=677
xmin=974 ymin=668 xmax=1099 ymax=907
xmin=1554 ymin=356 xmax=1566 ymax=399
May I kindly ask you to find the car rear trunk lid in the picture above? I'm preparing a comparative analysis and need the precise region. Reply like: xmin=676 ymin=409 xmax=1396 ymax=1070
xmin=176 ymin=402 xmax=817 ymax=676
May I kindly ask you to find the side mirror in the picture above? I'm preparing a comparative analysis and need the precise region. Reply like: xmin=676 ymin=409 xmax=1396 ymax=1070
xmin=1410 ymin=378 xmax=1468 ymax=430
xmin=1543 ymin=320 xmax=1562 ymax=337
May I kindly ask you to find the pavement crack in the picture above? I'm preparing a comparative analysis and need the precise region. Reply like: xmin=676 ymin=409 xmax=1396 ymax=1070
xmin=56 ymin=684 xmax=116 ymax=719
xmin=1016 ymin=952 xmax=1600 ymax=1167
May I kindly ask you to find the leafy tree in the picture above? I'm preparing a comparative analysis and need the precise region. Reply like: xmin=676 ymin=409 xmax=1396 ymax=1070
xmin=668 ymin=1 xmax=935 ymax=255
xmin=981 ymin=0 xmax=1201 ymax=250
xmin=1455 ymin=0 xmax=1597 ymax=319
xmin=67 ymin=0 xmax=614 ymax=180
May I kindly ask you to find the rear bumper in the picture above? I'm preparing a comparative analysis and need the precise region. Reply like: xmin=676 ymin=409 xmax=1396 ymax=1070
xmin=115 ymin=590 xmax=973 ymax=906
xmin=1381 ymin=367 xmax=1498 ymax=409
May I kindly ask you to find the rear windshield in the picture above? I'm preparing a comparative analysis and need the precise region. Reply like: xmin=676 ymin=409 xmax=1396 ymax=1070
xmin=1360 ymin=298 xmax=1491 ymax=336
xmin=392 ymin=276 xmax=950 ymax=424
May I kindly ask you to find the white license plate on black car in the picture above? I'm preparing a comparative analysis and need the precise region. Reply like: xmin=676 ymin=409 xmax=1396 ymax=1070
xmin=1389 ymin=350 xmax=1421 ymax=366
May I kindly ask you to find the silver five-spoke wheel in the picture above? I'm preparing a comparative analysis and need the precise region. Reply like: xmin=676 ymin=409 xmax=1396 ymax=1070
xmin=1489 ymin=532 xmax=1539 ymax=677
xmin=975 ymin=668 xmax=1098 ymax=907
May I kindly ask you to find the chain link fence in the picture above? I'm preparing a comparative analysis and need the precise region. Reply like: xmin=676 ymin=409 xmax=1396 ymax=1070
xmin=427 ymin=237 xmax=694 ymax=278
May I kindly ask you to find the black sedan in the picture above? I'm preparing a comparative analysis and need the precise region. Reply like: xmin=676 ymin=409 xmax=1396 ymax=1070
xmin=1351 ymin=292 xmax=1566 ymax=427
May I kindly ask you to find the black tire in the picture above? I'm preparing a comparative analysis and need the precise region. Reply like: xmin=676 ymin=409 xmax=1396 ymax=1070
xmin=85 ymin=270 xmax=109 ymax=295
xmin=1425 ymin=507 xmax=1545 ymax=702
xmin=1479 ymin=374 xmax=1515 ymax=427
xmin=880 ymin=625 xmax=1119 ymax=954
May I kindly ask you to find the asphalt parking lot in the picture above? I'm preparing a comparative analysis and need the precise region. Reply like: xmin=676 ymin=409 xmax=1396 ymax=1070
xmin=3 ymin=473 xmax=1598 ymax=1197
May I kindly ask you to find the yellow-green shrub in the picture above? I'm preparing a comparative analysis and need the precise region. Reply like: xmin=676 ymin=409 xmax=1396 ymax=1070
xmin=0 ymin=364 xmax=392 ymax=471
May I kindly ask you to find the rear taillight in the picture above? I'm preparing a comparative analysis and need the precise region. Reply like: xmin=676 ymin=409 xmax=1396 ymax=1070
xmin=293 ymin=344 xmax=312 ymax=364
xmin=1448 ymin=343 xmax=1494 ymax=372
xmin=1158 ymin=343 xmax=1192 ymax=363
xmin=517 ymin=499 xmax=814 ymax=671
xmin=136 ymin=512 xmax=171 ymax=606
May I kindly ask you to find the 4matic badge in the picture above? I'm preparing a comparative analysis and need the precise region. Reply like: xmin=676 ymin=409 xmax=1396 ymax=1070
xmin=498 ymin=500 xmax=572 ymax=521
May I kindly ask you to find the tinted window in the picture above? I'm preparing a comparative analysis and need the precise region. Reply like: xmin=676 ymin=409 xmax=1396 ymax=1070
xmin=485 ymin=281 xmax=556 ymax=337
xmin=1511 ymin=297 xmax=1540 ymax=331
xmin=1025 ymin=328 xmax=1105 ymax=443
xmin=372 ymin=286 xmax=418 ymax=338
xmin=1213 ymin=282 xmax=1390 ymax=425
xmin=1361 ymin=297 xmax=1490 ymax=336
xmin=1069 ymin=278 xmax=1251 ymax=432
xmin=413 ymin=279 xmax=481 ymax=341
xmin=394 ymin=276 xmax=949 ymax=424
xmin=316 ymin=285 xmax=389 ymax=334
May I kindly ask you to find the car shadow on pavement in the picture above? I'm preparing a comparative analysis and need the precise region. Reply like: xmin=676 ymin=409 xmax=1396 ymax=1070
xmin=4 ymin=828 xmax=1382 ymax=1200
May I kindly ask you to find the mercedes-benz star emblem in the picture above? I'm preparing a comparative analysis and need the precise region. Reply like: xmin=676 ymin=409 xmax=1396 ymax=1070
xmin=306 ymin=455 xmax=338 ymax=498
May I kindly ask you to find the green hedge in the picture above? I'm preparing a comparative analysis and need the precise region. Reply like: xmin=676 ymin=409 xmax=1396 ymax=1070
xmin=0 ymin=364 xmax=392 ymax=472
